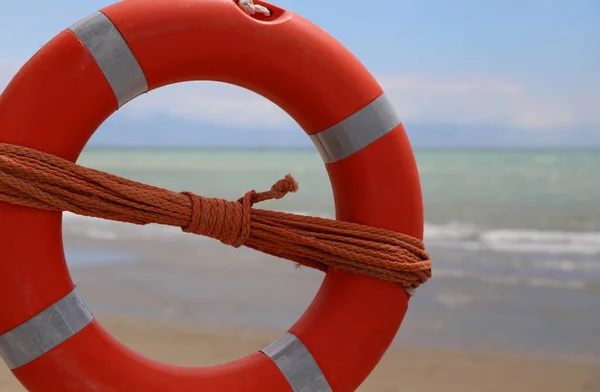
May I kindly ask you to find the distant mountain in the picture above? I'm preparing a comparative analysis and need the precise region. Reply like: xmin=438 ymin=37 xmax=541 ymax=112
xmin=88 ymin=114 xmax=600 ymax=149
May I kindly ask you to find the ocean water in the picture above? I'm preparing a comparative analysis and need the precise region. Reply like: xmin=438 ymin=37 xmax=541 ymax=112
xmin=67 ymin=147 xmax=600 ymax=286
xmin=62 ymin=147 xmax=600 ymax=360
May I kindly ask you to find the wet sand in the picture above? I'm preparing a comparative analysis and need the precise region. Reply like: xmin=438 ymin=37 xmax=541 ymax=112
xmin=0 ymin=315 xmax=598 ymax=391
xmin=0 ymin=234 xmax=599 ymax=391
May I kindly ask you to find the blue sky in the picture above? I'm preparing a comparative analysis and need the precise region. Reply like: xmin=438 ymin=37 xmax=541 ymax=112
xmin=1 ymin=0 xmax=598 ymax=147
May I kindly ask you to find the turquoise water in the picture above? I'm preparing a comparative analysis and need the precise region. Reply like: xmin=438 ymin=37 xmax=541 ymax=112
xmin=77 ymin=147 xmax=600 ymax=231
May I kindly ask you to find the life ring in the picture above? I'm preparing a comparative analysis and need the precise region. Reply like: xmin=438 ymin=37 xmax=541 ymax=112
xmin=0 ymin=0 xmax=424 ymax=391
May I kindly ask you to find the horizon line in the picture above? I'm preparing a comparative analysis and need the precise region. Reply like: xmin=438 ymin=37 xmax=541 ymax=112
xmin=84 ymin=144 xmax=600 ymax=151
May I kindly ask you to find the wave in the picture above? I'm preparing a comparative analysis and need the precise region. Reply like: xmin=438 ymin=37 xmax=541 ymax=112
xmin=424 ymin=222 xmax=600 ymax=255
xmin=433 ymin=269 xmax=594 ymax=291
xmin=61 ymin=212 xmax=600 ymax=291
xmin=63 ymin=212 xmax=600 ymax=255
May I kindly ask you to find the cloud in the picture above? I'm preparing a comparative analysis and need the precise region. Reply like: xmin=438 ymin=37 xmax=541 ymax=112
xmin=381 ymin=74 xmax=580 ymax=130
xmin=125 ymin=73 xmax=600 ymax=132
xmin=126 ymin=82 xmax=296 ymax=130
xmin=2 ymin=59 xmax=598 ymax=133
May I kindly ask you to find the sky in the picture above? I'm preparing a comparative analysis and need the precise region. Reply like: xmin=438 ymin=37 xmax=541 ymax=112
xmin=0 ymin=0 xmax=599 ymax=148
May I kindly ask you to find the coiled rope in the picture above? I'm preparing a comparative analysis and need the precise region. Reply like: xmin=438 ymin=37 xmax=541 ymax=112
xmin=0 ymin=143 xmax=431 ymax=292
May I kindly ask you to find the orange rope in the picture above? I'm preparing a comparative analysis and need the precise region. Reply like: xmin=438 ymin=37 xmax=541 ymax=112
xmin=0 ymin=143 xmax=431 ymax=288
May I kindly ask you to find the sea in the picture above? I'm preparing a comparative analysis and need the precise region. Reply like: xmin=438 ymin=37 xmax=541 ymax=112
xmin=63 ymin=147 xmax=600 ymax=362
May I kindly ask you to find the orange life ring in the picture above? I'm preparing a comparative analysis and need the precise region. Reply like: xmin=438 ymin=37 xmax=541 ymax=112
xmin=0 ymin=0 xmax=424 ymax=391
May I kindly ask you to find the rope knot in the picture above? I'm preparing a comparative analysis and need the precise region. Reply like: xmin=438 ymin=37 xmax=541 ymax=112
xmin=182 ymin=175 xmax=299 ymax=248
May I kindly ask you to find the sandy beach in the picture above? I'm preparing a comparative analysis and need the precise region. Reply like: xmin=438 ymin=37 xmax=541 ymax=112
xmin=0 ymin=232 xmax=598 ymax=391
xmin=0 ymin=314 xmax=598 ymax=391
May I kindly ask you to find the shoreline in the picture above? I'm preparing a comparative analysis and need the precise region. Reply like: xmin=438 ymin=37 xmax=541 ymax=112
xmin=62 ymin=234 xmax=600 ymax=363
xmin=1 ymin=233 xmax=598 ymax=390
xmin=0 ymin=314 xmax=598 ymax=391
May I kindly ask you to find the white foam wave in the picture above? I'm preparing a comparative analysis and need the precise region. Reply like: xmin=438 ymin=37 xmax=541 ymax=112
xmin=63 ymin=213 xmax=600 ymax=256
xmin=424 ymin=222 xmax=600 ymax=255
xmin=424 ymin=222 xmax=480 ymax=241
xmin=63 ymin=212 xmax=188 ymax=241
xmin=434 ymin=269 xmax=590 ymax=290
xmin=517 ymin=259 xmax=600 ymax=272
xmin=480 ymin=230 xmax=600 ymax=255
xmin=61 ymin=212 xmax=600 ymax=290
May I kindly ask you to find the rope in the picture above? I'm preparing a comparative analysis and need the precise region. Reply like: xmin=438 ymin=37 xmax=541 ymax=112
xmin=237 ymin=0 xmax=271 ymax=16
xmin=0 ymin=143 xmax=432 ymax=291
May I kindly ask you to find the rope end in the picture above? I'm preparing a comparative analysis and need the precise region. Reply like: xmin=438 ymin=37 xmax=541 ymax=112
xmin=272 ymin=174 xmax=298 ymax=197
xmin=242 ymin=174 xmax=298 ymax=206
